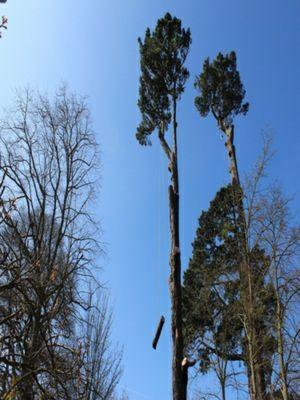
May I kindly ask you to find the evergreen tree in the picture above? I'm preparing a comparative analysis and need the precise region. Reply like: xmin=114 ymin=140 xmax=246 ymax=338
xmin=136 ymin=13 xmax=192 ymax=400
xmin=183 ymin=185 xmax=277 ymax=400
xmin=193 ymin=51 xmax=274 ymax=399
xmin=194 ymin=51 xmax=248 ymax=185
xmin=183 ymin=185 xmax=244 ymax=366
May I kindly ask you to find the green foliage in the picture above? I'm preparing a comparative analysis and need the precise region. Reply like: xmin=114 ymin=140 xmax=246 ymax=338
xmin=194 ymin=51 xmax=249 ymax=129
xmin=136 ymin=13 xmax=191 ymax=145
xmin=182 ymin=185 xmax=276 ymax=372
xmin=183 ymin=185 xmax=244 ymax=370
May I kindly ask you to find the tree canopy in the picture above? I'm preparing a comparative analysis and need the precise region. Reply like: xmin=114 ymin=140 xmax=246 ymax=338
xmin=194 ymin=51 xmax=249 ymax=129
xmin=136 ymin=12 xmax=191 ymax=145
xmin=183 ymin=185 xmax=276 ymax=379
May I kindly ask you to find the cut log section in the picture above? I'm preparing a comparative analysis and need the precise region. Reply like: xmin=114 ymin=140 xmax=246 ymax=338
xmin=152 ymin=315 xmax=165 ymax=349
xmin=181 ymin=357 xmax=196 ymax=369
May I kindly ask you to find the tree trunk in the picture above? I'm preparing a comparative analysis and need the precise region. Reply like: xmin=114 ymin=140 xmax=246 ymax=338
xmin=257 ymin=362 xmax=267 ymax=400
xmin=20 ymin=361 xmax=35 ymax=400
xmin=168 ymin=97 xmax=186 ymax=400
xmin=19 ymin=314 xmax=42 ymax=400
xmin=169 ymin=184 xmax=185 ymax=400
xmin=247 ymin=339 xmax=258 ymax=400
xmin=276 ymin=299 xmax=289 ymax=400
xmin=224 ymin=125 xmax=256 ymax=399
xmin=224 ymin=124 xmax=268 ymax=400
xmin=224 ymin=125 xmax=240 ymax=186
xmin=247 ymin=362 xmax=256 ymax=400
xmin=221 ymin=379 xmax=226 ymax=400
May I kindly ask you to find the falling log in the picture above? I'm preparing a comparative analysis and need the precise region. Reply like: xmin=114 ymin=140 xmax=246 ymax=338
xmin=152 ymin=315 xmax=165 ymax=349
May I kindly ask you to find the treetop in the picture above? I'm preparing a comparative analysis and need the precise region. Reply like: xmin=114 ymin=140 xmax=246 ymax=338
xmin=194 ymin=51 xmax=249 ymax=130
xmin=136 ymin=13 xmax=191 ymax=145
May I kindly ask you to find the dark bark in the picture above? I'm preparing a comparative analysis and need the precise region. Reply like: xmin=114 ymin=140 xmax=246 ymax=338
xmin=19 ymin=314 xmax=42 ymax=400
xmin=168 ymin=96 xmax=186 ymax=400
xmin=221 ymin=380 xmax=226 ymax=400
xmin=257 ymin=363 xmax=267 ymax=400
xmin=152 ymin=315 xmax=165 ymax=349
xmin=20 ymin=379 xmax=34 ymax=400
xmin=169 ymin=183 xmax=185 ymax=400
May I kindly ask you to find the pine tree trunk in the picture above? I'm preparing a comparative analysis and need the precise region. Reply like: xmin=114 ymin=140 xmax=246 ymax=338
xmin=169 ymin=97 xmax=186 ymax=400
xmin=169 ymin=184 xmax=186 ymax=400
xmin=224 ymin=124 xmax=268 ymax=400
xmin=225 ymin=125 xmax=240 ymax=186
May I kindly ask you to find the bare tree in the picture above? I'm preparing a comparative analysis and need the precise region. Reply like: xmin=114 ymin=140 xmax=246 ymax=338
xmin=77 ymin=289 xmax=123 ymax=400
xmin=0 ymin=86 xmax=102 ymax=399
xmin=247 ymin=182 xmax=300 ymax=400
xmin=240 ymin=136 xmax=300 ymax=400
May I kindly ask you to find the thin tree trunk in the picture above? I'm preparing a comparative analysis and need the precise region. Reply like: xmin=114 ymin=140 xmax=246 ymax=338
xmin=224 ymin=125 xmax=256 ymax=399
xmin=247 ymin=362 xmax=256 ymax=400
xmin=224 ymin=124 xmax=267 ymax=400
xmin=19 ymin=314 xmax=42 ymax=400
xmin=247 ymin=336 xmax=258 ymax=400
xmin=224 ymin=125 xmax=240 ymax=186
xmin=276 ymin=299 xmax=289 ymax=400
xmin=169 ymin=96 xmax=186 ymax=400
xmin=221 ymin=379 xmax=226 ymax=400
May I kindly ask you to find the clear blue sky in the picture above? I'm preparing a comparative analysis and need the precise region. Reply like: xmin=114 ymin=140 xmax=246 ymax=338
xmin=1 ymin=1 xmax=300 ymax=399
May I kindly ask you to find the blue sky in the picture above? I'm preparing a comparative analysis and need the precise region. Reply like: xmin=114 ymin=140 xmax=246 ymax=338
xmin=1 ymin=1 xmax=300 ymax=399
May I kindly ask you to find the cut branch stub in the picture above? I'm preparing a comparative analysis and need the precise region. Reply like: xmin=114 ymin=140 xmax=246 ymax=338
xmin=152 ymin=315 xmax=165 ymax=349
xmin=181 ymin=357 xmax=196 ymax=370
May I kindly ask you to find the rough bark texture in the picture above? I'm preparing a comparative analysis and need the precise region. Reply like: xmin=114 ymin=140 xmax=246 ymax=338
xmin=169 ymin=178 xmax=186 ymax=400
xmin=224 ymin=125 xmax=240 ymax=186
xmin=168 ymin=98 xmax=186 ymax=400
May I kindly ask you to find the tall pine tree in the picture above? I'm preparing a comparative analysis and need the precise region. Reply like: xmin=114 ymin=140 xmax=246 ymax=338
xmin=191 ymin=51 xmax=275 ymax=399
xmin=136 ymin=13 xmax=192 ymax=400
